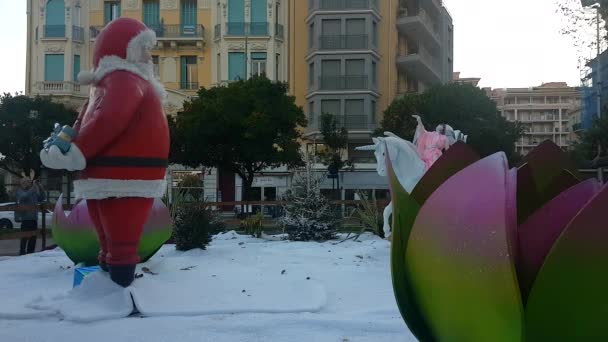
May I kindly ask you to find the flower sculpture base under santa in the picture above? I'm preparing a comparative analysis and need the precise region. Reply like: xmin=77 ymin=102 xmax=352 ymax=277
xmin=40 ymin=17 xmax=169 ymax=288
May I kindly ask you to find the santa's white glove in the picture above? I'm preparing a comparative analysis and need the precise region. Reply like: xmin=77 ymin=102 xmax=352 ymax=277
xmin=40 ymin=144 xmax=86 ymax=171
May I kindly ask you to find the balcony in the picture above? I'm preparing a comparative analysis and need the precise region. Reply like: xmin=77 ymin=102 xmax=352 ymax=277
xmin=214 ymin=24 xmax=221 ymax=40
xmin=180 ymin=82 xmax=200 ymax=90
xmin=43 ymin=25 xmax=66 ymax=39
xmin=396 ymin=9 xmax=441 ymax=52
xmin=225 ymin=22 xmax=269 ymax=36
xmin=396 ymin=46 xmax=441 ymax=84
xmin=91 ymin=24 xmax=205 ymax=41
xmin=309 ymin=115 xmax=375 ymax=131
xmin=149 ymin=24 xmax=205 ymax=40
xmin=36 ymin=81 xmax=81 ymax=94
xmin=319 ymin=75 xmax=368 ymax=90
xmin=319 ymin=34 xmax=368 ymax=50
xmin=72 ymin=26 xmax=84 ymax=42
xmin=309 ymin=0 xmax=379 ymax=11
xmin=275 ymin=23 xmax=284 ymax=39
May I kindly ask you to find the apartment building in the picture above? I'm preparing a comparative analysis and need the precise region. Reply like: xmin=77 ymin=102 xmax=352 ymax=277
xmin=288 ymin=0 xmax=453 ymax=196
xmin=489 ymin=83 xmax=582 ymax=156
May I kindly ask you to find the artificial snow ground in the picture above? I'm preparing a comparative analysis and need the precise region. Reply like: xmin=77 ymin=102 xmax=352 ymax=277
xmin=0 ymin=232 xmax=417 ymax=342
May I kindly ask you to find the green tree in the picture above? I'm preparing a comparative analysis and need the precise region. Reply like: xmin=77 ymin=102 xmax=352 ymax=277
xmin=380 ymin=83 xmax=523 ymax=164
xmin=319 ymin=112 xmax=350 ymax=174
xmin=170 ymin=76 xmax=306 ymax=201
xmin=572 ymin=115 xmax=608 ymax=165
xmin=0 ymin=93 xmax=78 ymax=177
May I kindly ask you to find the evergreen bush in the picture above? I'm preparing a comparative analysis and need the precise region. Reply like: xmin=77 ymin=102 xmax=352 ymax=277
xmin=280 ymin=172 xmax=339 ymax=242
xmin=172 ymin=203 xmax=225 ymax=251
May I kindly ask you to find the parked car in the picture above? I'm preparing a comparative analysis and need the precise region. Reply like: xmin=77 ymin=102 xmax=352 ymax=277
xmin=0 ymin=202 xmax=53 ymax=230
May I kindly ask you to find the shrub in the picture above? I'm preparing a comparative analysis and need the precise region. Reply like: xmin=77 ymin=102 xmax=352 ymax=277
xmin=240 ymin=212 xmax=264 ymax=238
xmin=349 ymin=190 xmax=385 ymax=238
xmin=280 ymin=172 xmax=339 ymax=242
xmin=172 ymin=203 xmax=225 ymax=251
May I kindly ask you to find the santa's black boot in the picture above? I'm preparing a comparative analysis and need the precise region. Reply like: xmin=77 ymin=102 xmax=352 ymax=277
xmin=109 ymin=264 xmax=136 ymax=287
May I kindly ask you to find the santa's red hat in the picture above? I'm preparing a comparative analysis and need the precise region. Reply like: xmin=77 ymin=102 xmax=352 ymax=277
xmin=78 ymin=18 xmax=166 ymax=101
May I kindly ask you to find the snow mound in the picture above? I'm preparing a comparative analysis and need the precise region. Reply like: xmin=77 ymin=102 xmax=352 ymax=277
xmin=131 ymin=268 xmax=326 ymax=317
xmin=27 ymin=272 xmax=133 ymax=322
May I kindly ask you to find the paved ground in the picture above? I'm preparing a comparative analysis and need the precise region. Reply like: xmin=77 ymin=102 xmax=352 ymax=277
xmin=0 ymin=238 xmax=55 ymax=256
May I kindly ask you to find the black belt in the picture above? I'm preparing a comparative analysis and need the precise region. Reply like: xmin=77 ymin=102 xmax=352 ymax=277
xmin=88 ymin=157 xmax=168 ymax=168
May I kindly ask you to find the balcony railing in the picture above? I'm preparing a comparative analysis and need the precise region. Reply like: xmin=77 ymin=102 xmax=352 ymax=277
xmin=275 ymin=23 xmax=284 ymax=39
xmin=72 ymin=26 xmax=84 ymax=42
xmin=37 ymin=81 xmax=81 ymax=93
xmin=309 ymin=0 xmax=379 ymax=10
xmin=311 ymin=115 xmax=374 ymax=130
xmin=180 ymin=82 xmax=200 ymax=90
xmin=225 ymin=22 xmax=269 ymax=36
xmin=319 ymin=34 xmax=368 ymax=50
xmin=92 ymin=25 xmax=205 ymax=40
xmin=214 ymin=24 xmax=221 ymax=40
xmin=148 ymin=24 xmax=205 ymax=39
xmin=90 ymin=26 xmax=104 ymax=39
xmin=43 ymin=25 xmax=66 ymax=38
xmin=319 ymin=75 xmax=368 ymax=90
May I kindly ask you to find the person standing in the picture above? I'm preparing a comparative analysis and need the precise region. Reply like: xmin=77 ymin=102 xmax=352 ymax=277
xmin=15 ymin=172 xmax=45 ymax=255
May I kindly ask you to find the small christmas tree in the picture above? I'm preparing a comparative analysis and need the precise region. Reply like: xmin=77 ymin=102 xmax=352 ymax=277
xmin=280 ymin=171 xmax=339 ymax=242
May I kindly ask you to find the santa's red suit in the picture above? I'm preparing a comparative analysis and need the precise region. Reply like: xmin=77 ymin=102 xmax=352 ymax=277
xmin=40 ymin=18 xmax=169 ymax=287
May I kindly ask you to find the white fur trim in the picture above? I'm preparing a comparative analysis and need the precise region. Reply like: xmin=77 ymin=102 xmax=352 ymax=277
xmin=126 ymin=29 xmax=157 ymax=63
xmin=78 ymin=70 xmax=96 ymax=85
xmin=73 ymin=179 xmax=167 ymax=200
xmin=81 ymin=55 xmax=167 ymax=103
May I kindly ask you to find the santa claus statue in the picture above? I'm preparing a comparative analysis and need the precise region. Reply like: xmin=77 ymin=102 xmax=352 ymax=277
xmin=40 ymin=18 xmax=170 ymax=287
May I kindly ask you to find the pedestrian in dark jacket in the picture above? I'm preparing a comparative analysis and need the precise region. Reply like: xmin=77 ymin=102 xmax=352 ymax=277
xmin=15 ymin=171 xmax=45 ymax=255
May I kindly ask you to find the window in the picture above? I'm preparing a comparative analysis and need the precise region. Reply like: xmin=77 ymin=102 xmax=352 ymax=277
xmin=228 ymin=52 xmax=246 ymax=80
xmin=371 ymin=100 xmax=377 ymax=123
xmin=143 ymin=0 xmax=160 ymax=27
xmin=321 ymin=99 xmax=341 ymax=116
xmin=345 ymin=59 xmax=364 ymax=75
xmin=228 ymin=0 xmax=245 ymax=35
xmin=372 ymin=61 xmax=377 ymax=86
xmin=251 ymin=52 xmax=267 ymax=77
xmin=345 ymin=99 xmax=364 ymax=117
xmin=372 ymin=21 xmax=377 ymax=46
xmin=73 ymin=5 xmax=81 ymax=27
xmin=346 ymin=19 xmax=365 ymax=35
xmin=309 ymin=101 xmax=315 ymax=125
xmin=181 ymin=0 xmax=197 ymax=35
xmin=73 ymin=55 xmax=80 ymax=82
xmin=321 ymin=59 xmax=340 ymax=89
xmin=217 ymin=53 xmax=221 ymax=81
xmin=275 ymin=53 xmax=280 ymax=80
xmin=345 ymin=59 xmax=365 ymax=89
xmin=309 ymin=23 xmax=314 ymax=48
xmin=250 ymin=0 xmax=267 ymax=35
xmin=275 ymin=2 xmax=280 ymax=25
xmin=309 ymin=62 xmax=314 ymax=86
xmin=104 ymin=1 xmax=121 ymax=24
xmin=152 ymin=56 xmax=160 ymax=79
xmin=322 ymin=19 xmax=341 ymax=35
xmin=180 ymin=56 xmax=198 ymax=89
xmin=45 ymin=54 xmax=64 ymax=81
xmin=45 ymin=0 xmax=65 ymax=38
xmin=345 ymin=99 xmax=365 ymax=129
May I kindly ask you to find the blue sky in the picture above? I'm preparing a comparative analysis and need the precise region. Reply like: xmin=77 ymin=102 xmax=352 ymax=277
xmin=0 ymin=0 xmax=585 ymax=94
